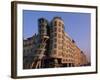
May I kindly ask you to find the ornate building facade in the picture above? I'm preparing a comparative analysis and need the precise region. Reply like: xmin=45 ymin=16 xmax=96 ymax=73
xmin=23 ymin=17 xmax=89 ymax=69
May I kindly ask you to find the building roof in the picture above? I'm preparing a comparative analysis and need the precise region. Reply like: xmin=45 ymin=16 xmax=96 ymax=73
xmin=53 ymin=16 xmax=63 ymax=20
xmin=38 ymin=17 xmax=49 ymax=23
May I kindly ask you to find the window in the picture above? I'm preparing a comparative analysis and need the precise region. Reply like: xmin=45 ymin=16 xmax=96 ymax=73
xmin=58 ymin=28 xmax=61 ymax=32
xmin=58 ymin=39 xmax=62 ymax=44
xmin=66 ymin=50 xmax=68 ymax=53
xmin=58 ymin=46 xmax=62 ymax=49
xmin=40 ymin=30 xmax=45 ymax=34
xmin=54 ymin=44 xmax=57 ymax=48
xmin=62 ymin=24 xmax=65 ymax=29
xmin=54 ymin=21 xmax=57 ymax=26
xmin=50 ymin=28 xmax=53 ymax=33
xmin=50 ymin=45 xmax=52 ymax=49
xmin=59 ymin=53 xmax=61 ymax=56
xmin=54 ymin=38 xmax=57 ymax=42
xmin=59 ymin=22 xmax=62 ymax=26
xmin=58 ymin=40 xmax=62 ymax=43
xmin=27 ymin=49 xmax=29 ymax=53
xmin=54 ymin=27 xmax=57 ymax=31
xmin=50 ymin=39 xmax=53 ymax=44
xmin=54 ymin=33 xmax=57 ymax=37
xmin=69 ymin=63 xmax=71 ymax=67
xmin=50 ymin=34 xmax=53 ymax=38
xmin=31 ymin=49 xmax=33 ymax=52
xmin=63 ymin=59 xmax=65 ymax=62
xmin=41 ymin=25 xmax=45 ymax=29
xmin=62 ymin=30 xmax=64 ymax=34
xmin=53 ymin=50 xmax=57 ymax=54
xmin=40 ymin=19 xmax=44 ymax=23
xmin=58 ymin=34 xmax=61 ymax=38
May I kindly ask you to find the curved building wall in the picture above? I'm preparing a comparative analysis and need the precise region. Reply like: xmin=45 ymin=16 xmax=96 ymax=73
xmin=38 ymin=18 xmax=49 ymax=40
xmin=50 ymin=17 xmax=64 ymax=59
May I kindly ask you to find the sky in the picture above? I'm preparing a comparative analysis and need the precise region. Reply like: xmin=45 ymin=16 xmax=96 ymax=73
xmin=23 ymin=10 xmax=91 ymax=62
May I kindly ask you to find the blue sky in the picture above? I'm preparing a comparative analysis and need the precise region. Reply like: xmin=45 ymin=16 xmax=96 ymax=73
xmin=23 ymin=10 xmax=91 ymax=62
